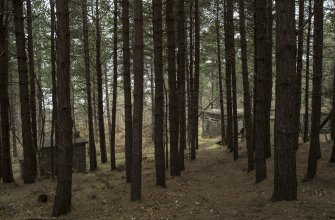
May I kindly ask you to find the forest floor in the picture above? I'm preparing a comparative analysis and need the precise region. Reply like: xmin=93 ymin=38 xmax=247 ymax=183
xmin=1 ymin=137 xmax=335 ymax=219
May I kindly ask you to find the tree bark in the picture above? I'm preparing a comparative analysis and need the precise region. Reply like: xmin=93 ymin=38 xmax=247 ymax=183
xmin=52 ymin=0 xmax=73 ymax=216
xmin=82 ymin=0 xmax=97 ymax=171
xmin=95 ymin=0 xmax=108 ymax=163
xmin=272 ymin=0 xmax=297 ymax=201
xmin=238 ymin=0 xmax=254 ymax=171
xmin=254 ymin=0 xmax=268 ymax=182
xmin=177 ymin=0 xmax=186 ymax=171
xmin=192 ymin=0 xmax=200 ymax=156
xmin=167 ymin=0 xmax=180 ymax=175
xmin=153 ymin=0 xmax=166 ymax=187
xmin=223 ymin=0 xmax=233 ymax=153
xmin=216 ymin=0 xmax=226 ymax=146
xmin=122 ymin=0 xmax=133 ymax=183
xmin=110 ymin=0 xmax=118 ymax=171
xmin=294 ymin=0 xmax=305 ymax=150
xmin=303 ymin=0 xmax=312 ymax=143
xmin=304 ymin=0 xmax=323 ymax=181
xmin=0 ymin=0 xmax=14 ymax=183
xmin=13 ymin=0 xmax=36 ymax=184
xmin=131 ymin=0 xmax=144 ymax=201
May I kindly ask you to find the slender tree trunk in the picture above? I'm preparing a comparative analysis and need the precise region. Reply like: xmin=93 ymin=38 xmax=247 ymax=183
xmin=52 ymin=0 xmax=72 ymax=215
xmin=216 ymin=0 xmax=226 ymax=146
xmin=192 ymin=0 xmax=200 ymax=155
xmin=223 ymin=0 xmax=233 ymax=153
xmin=122 ymin=0 xmax=133 ymax=183
xmin=226 ymin=0 xmax=238 ymax=160
xmin=164 ymin=82 xmax=169 ymax=169
xmin=304 ymin=0 xmax=323 ymax=181
xmin=293 ymin=0 xmax=305 ymax=150
xmin=27 ymin=0 xmax=38 ymax=155
xmin=131 ymin=0 xmax=144 ymax=201
xmin=95 ymin=0 xmax=107 ymax=163
xmin=153 ymin=0 xmax=166 ymax=187
xmin=272 ymin=0 xmax=297 ymax=201
xmin=82 ymin=0 xmax=97 ymax=171
xmin=303 ymin=0 xmax=312 ymax=143
xmin=50 ymin=0 xmax=57 ymax=175
xmin=0 ymin=0 xmax=14 ymax=183
xmin=177 ymin=0 xmax=186 ymax=171
xmin=13 ymin=0 xmax=36 ymax=184
xmin=238 ymin=0 xmax=254 ymax=171
xmin=332 ymin=66 xmax=335 ymax=143
xmin=9 ymin=83 xmax=18 ymax=158
xmin=110 ymin=0 xmax=118 ymax=170
xmin=264 ymin=0 xmax=273 ymax=158
xmin=189 ymin=0 xmax=196 ymax=160
xmin=167 ymin=0 xmax=180 ymax=175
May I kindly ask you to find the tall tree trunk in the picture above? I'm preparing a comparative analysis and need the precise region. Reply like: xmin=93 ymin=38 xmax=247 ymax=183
xmin=177 ymin=0 xmax=186 ymax=171
xmin=264 ymin=0 xmax=273 ymax=158
xmin=52 ymin=0 xmax=72 ymax=215
xmin=189 ymin=0 xmax=196 ymax=160
xmin=167 ymin=0 xmax=180 ymax=175
xmin=95 ymin=0 xmax=107 ymax=163
xmin=82 ymin=0 xmax=97 ymax=171
xmin=304 ymin=0 xmax=323 ymax=181
xmin=13 ymin=0 xmax=36 ymax=184
xmin=50 ymin=0 xmax=57 ymax=175
xmin=164 ymin=82 xmax=169 ymax=169
xmin=110 ymin=0 xmax=118 ymax=171
xmin=27 ymin=0 xmax=38 ymax=154
xmin=303 ymin=0 xmax=312 ymax=143
xmin=254 ymin=0 xmax=270 ymax=182
xmin=294 ymin=0 xmax=305 ymax=150
xmin=223 ymin=0 xmax=233 ymax=153
xmin=216 ymin=0 xmax=226 ymax=146
xmin=0 ymin=0 xmax=14 ymax=183
xmin=272 ymin=0 xmax=297 ymax=201
xmin=153 ymin=0 xmax=166 ymax=187
xmin=194 ymin=0 xmax=200 ymax=151
xmin=131 ymin=0 xmax=144 ymax=201
xmin=9 ymin=83 xmax=18 ymax=158
xmin=226 ymin=0 xmax=238 ymax=160
xmin=122 ymin=0 xmax=133 ymax=183
xmin=238 ymin=0 xmax=253 ymax=171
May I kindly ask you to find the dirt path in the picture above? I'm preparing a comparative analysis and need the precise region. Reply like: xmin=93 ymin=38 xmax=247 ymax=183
xmin=1 ymin=139 xmax=335 ymax=219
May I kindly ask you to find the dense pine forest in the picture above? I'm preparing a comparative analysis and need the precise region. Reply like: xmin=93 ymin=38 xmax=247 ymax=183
xmin=1 ymin=0 xmax=335 ymax=219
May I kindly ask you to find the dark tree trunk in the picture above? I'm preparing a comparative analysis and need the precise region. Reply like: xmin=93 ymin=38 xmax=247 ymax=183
xmin=27 ymin=0 xmax=38 ymax=155
xmin=223 ymin=0 xmax=233 ymax=153
xmin=264 ymin=0 xmax=273 ymax=159
xmin=167 ymin=0 xmax=180 ymax=175
xmin=164 ymin=82 xmax=169 ymax=169
xmin=110 ymin=0 xmax=118 ymax=171
xmin=238 ymin=0 xmax=254 ymax=171
xmin=13 ymin=0 xmax=36 ymax=184
xmin=122 ymin=0 xmax=133 ymax=183
xmin=52 ymin=0 xmax=73 ymax=216
xmin=293 ymin=0 xmax=305 ymax=150
xmin=153 ymin=0 xmax=166 ymax=187
xmin=192 ymin=0 xmax=200 ymax=155
xmin=50 ymin=0 xmax=57 ymax=175
xmin=189 ymin=0 xmax=196 ymax=160
xmin=303 ymin=0 xmax=312 ymax=143
xmin=131 ymin=0 xmax=144 ymax=201
xmin=9 ymin=83 xmax=18 ymax=158
xmin=177 ymin=0 xmax=186 ymax=171
xmin=95 ymin=0 xmax=107 ymax=163
xmin=82 ymin=0 xmax=97 ymax=171
xmin=332 ymin=67 xmax=335 ymax=143
xmin=254 ymin=0 xmax=268 ymax=182
xmin=194 ymin=0 xmax=200 ymax=152
xmin=226 ymin=0 xmax=238 ymax=160
xmin=0 ymin=0 xmax=14 ymax=183
xmin=216 ymin=0 xmax=226 ymax=146
xmin=304 ymin=0 xmax=323 ymax=181
xmin=272 ymin=0 xmax=297 ymax=201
